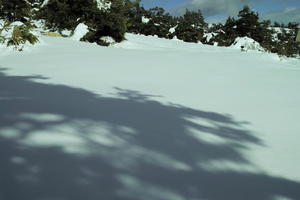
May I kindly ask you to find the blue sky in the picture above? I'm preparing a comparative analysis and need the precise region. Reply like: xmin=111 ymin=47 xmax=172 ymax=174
xmin=141 ymin=0 xmax=300 ymax=24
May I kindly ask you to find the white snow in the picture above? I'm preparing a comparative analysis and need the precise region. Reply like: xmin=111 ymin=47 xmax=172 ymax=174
xmin=142 ymin=16 xmax=150 ymax=23
xmin=41 ymin=0 xmax=49 ymax=7
xmin=95 ymin=0 xmax=111 ymax=11
xmin=169 ymin=26 xmax=177 ymax=34
xmin=204 ymin=32 xmax=215 ymax=42
xmin=231 ymin=36 xmax=264 ymax=51
xmin=0 ymin=33 xmax=300 ymax=200
xmin=71 ymin=23 xmax=89 ymax=41
xmin=100 ymin=36 xmax=116 ymax=44
xmin=61 ymin=29 xmax=72 ymax=36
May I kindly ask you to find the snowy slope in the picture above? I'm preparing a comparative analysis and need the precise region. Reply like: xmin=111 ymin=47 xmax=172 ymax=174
xmin=0 ymin=33 xmax=300 ymax=200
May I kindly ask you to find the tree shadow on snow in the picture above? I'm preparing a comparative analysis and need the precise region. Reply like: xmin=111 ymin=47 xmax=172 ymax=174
xmin=0 ymin=69 xmax=299 ymax=200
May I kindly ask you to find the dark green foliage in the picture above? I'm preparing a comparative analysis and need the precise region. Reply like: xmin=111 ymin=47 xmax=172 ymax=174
xmin=0 ymin=20 xmax=39 ymax=51
xmin=0 ymin=20 xmax=10 ymax=43
xmin=38 ymin=0 xmax=135 ymax=44
xmin=258 ymin=20 xmax=276 ymax=50
xmin=271 ymin=28 xmax=300 ymax=57
xmin=208 ymin=17 xmax=238 ymax=46
xmin=126 ymin=1 xmax=145 ymax=34
xmin=234 ymin=6 xmax=299 ymax=57
xmin=175 ymin=10 xmax=207 ymax=43
xmin=82 ymin=0 xmax=135 ymax=44
xmin=236 ymin=6 xmax=273 ymax=46
xmin=0 ymin=0 xmax=299 ymax=56
xmin=7 ymin=23 xmax=38 ymax=48
xmin=82 ymin=9 xmax=127 ymax=44
xmin=203 ymin=6 xmax=299 ymax=57
xmin=143 ymin=7 xmax=175 ymax=38
xmin=236 ymin=6 xmax=260 ymax=38
xmin=0 ymin=0 xmax=32 ymax=21
xmin=127 ymin=5 xmax=176 ymax=39
xmin=37 ymin=0 xmax=99 ymax=31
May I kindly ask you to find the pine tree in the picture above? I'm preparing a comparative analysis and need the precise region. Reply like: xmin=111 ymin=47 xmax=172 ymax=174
xmin=236 ymin=6 xmax=273 ymax=50
xmin=204 ymin=17 xmax=238 ymax=46
xmin=38 ymin=0 xmax=136 ymax=44
xmin=140 ymin=7 xmax=175 ymax=38
xmin=0 ymin=0 xmax=32 ymax=21
xmin=175 ymin=9 xmax=207 ymax=43
xmin=82 ymin=0 xmax=137 ymax=44
xmin=37 ymin=0 xmax=99 ymax=31
xmin=236 ymin=6 xmax=259 ymax=38
xmin=126 ymin=0 xmax=145 ymax=34
xmin=221 ymin=17 xmax=238 ymax=45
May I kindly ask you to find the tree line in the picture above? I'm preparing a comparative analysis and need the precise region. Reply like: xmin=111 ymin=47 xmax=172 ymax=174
xmin=0 ymin=0 xmax=299 ymax=56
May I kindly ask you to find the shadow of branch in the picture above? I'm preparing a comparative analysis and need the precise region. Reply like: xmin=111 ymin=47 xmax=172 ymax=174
xmin=0 ymin=70 xmax=299 ymax=200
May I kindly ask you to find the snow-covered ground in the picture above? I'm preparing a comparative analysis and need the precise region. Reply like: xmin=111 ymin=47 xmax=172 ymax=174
xmin=0 ymin=33 xmax=300 ymax=200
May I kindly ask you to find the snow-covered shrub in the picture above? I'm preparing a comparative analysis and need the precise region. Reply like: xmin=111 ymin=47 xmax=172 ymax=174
xmin=201 ymin=6 xmax=300 ymax=57
xmin=0 ymin=20 xmax=39 ymax=51
xmin=38 ymin=0 xmax=135 ymax=45
xmin=202 ymin=18 xmax=237 ymax=46
xmin=231 ymin=37 xmax=264 ymax=51
xmin=270 ymin=28 xmax=300 ymax=57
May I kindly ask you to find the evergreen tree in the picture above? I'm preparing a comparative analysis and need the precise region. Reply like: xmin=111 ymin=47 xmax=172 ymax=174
xmin=236 ymin=6 xmax=273 ymax=50
xmin=126 ymin=0 xmax=145 ymax=34
xmin=275 ymin=29 xmax=299 ymax=56
xmin=142 ymin=7 xmax=174 ymax=38
xmin=287 ymin=22 xmax=299 ymax=33
xmin=0 ymin=0 xmax=32 ymax=21
xmin=236 ymin=6 xmax=260 ymax=38
xmin=38 ymin=0 xmax=136 ymax=44
xmin=205 ymin=17 xmax=238 ymax=46
xmin=221 ymin=17 xmax=238 ymax=45
xmin=175 ymin=9 xmax=206 ymax=43
xmin=127 ymin=5 xmax=175 ymax=39
xmin=82 ymin=0 xmax=136 ymax=45
xmin=37 ymin=0 xmax=99 ymax=31
xmin=273 ymin=21 xmax=281 ymax=27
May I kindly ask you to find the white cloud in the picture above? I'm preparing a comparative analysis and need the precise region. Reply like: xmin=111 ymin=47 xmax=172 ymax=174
xmin=262 ymin=7 xmax=300 ymax=24
xmin=174 ymin=0 xmax=300 ymax=25
xmin=175 ymin=0 xmax=255 ymax=16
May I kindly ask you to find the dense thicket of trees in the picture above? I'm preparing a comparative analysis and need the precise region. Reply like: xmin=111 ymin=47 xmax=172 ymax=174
xmin=0 ymin=0 xmax=34 ymax=21
xmin=36 ymin=0 xmax=136 ymax=44
xmin=37 ymin=0 xmax=99 ymax=30
xmin=0 ymin=1 xmax=299 ymax=56
xmin=203 ymin=6 xmax=299 ymax=57
xmin=127 ymin=5 xmax=176 ymax=38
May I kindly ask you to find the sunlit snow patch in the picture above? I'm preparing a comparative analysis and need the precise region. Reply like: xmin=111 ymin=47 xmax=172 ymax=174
xmin=95 ymin=0 xmax=111 ymax=10
xmin=231 ymin=37 xmax=264 ymax=52
xmin=71 ymin=23 xmax=89 ymax=41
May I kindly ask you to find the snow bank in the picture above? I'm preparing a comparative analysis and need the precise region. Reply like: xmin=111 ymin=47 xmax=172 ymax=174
xmin=231 ymin=37 xmax=264 ymax=51
xmin=100 ymin=36 xmax=116 ymax=45
xmin=1 ymin=32 xmax=300 ymax=200
xmin=71 ymin=23 xmax=89 ymax=41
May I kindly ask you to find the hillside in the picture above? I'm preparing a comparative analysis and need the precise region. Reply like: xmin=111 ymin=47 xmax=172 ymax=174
xmin=0 ymin=33 xmax=300 ymax=200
